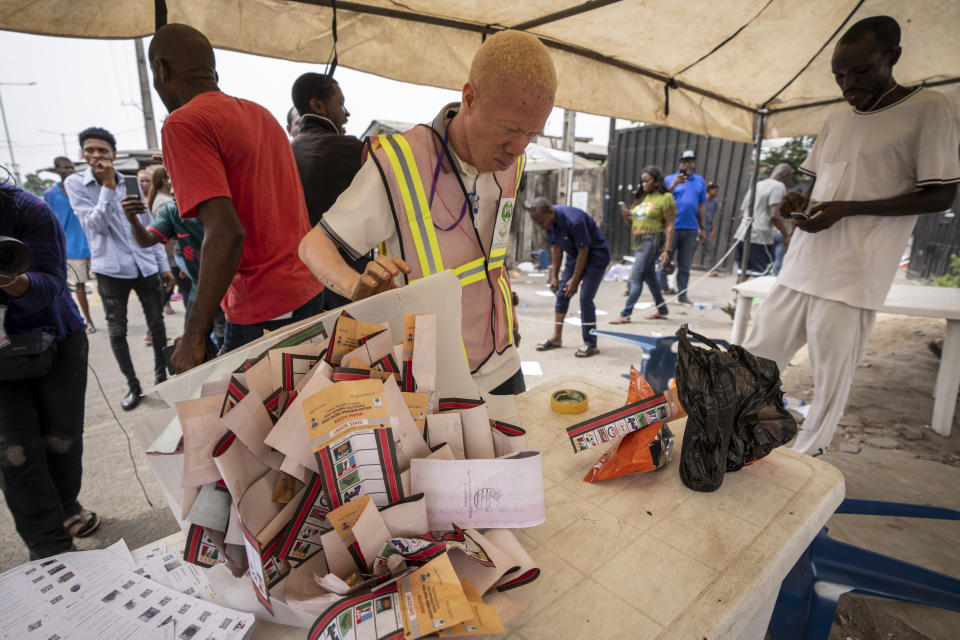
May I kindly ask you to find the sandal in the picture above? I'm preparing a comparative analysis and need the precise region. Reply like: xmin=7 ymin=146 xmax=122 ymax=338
xmin=645 ymin=312 xmax=668 ymax=320
xmin=63 ymin=510 xmax=100 ymax=538
xmin=85 ymin=325 xmax=97 ymax=334
xmin=610 ymin=316 xmax=631 ymax=325
xmin=575 ymin=345 xmax=599 ymax=358
xmin=536 ymin=339 xmax=562 ymax=351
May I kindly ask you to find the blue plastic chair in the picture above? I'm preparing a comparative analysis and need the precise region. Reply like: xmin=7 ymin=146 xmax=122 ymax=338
xmin=529 ymin=249 xmax=552 ymax=270
xmin=768 ymin=499 xmax=960 ymax=639
xmin=590 ymin=329 xmax=729 ymax=393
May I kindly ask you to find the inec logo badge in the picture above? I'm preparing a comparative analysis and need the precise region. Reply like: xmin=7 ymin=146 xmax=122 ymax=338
xmin=501 ymin=201 xmax=514 ymax=222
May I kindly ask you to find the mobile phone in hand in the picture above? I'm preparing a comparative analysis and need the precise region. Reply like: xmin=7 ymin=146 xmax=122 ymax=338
xmin=788 ymin=211 xmax=811 ymax=221
xmin=122 ymin=175 xmax=140 ymax=198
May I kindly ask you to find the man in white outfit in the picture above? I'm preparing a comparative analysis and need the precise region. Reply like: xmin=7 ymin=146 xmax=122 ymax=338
xmin=743 ymin=15 xmax=960 ymax=456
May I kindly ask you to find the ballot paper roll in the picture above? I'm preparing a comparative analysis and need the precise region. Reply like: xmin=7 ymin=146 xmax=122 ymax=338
xmin=410 ymin=450 xmax=545 ymax=529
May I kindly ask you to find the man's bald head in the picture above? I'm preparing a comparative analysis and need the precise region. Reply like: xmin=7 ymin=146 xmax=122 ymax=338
xmin=149 ymin=23 xmax=219 ymax=112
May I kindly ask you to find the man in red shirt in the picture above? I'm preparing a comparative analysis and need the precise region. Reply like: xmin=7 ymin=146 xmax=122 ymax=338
xmin=147 ymin=23 xmax=323 ymax=372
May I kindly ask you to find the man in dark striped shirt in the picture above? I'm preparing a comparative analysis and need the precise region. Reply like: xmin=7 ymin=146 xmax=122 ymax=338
xmin=0 ymin=182 xmax=100 ymax=559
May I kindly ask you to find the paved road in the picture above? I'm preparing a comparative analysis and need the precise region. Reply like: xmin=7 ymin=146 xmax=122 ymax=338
xmin=0 ymin=288 xmax=183 ymax=570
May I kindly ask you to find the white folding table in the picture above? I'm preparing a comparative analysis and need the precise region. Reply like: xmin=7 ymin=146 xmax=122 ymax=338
xmin=730 ymin=276 xmax=960 ymax=436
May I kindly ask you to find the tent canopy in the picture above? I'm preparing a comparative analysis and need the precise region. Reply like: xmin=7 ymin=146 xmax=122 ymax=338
xmin=2 ymin=0 xmax=957 ymax=142
xmin=524 ymin=143 xmax=573 ymax=172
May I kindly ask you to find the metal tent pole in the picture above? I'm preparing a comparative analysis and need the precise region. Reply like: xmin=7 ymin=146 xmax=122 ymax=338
xmin=738 ymin=110 xmax=767 ymax=283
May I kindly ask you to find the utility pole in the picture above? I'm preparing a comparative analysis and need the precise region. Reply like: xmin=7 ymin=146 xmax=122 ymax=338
xmin=39 ymin=129 xmax=70 ymax=156
xmin=134 ymin=38 xmax=159 ymax=149
xmin=561 ymin=109 xmax=576 ymax=205
xmin=0 ymin=81 xmax=36 ymax=184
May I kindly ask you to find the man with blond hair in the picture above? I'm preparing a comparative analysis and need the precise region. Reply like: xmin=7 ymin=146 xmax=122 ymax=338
xmin=300 ymin=30 xmax=556 ymax=395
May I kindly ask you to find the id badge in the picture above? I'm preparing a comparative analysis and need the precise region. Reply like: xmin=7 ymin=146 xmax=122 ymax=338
xmin=490 ymin=197 xmax=516 ymax=254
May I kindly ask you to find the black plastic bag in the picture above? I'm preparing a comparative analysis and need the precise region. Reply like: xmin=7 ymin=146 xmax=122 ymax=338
xmin=675 ymin=325 xmax=797 ymax=492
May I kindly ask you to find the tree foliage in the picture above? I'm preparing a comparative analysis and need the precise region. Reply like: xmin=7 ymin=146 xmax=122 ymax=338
xmin=23 ymin=173 xmax=55 ymax=197
xmin=761 ymin=136 xmax=816 ymax=174
xmin=933 ymin=254 xmax=960 ymax=288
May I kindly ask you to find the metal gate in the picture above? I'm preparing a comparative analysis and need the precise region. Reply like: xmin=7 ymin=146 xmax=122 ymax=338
xmin=604 ymin=125 xmax=753 ymax=271
xmin=907 ymin=196 xmax=960 ymax=281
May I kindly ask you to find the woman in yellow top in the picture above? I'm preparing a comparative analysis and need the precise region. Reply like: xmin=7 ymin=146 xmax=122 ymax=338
xmin=611 ymin=165 xmax=676 ymax=322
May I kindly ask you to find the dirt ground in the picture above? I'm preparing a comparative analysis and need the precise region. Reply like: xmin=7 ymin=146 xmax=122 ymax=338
xmin=509 ymin=265 xmax=959 ymax=640
xmin=781 ymin=314 xmax=959 ymax=466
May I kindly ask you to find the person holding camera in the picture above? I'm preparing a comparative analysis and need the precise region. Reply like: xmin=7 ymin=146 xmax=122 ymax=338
xmin=662 ymin=149 xmax=707 ymax=303
xmin=0 ymin=180 xmax=100 ymax=560
xmin=611 ymin=165 xmax=674 ymax=323
xmin=64 ymin=127 xmax=174 ymax=411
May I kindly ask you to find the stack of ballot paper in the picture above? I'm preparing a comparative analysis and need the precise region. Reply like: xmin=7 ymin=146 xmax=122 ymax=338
xmin=140 ymin=273 xmax=546 ymax=637
xmin=0 ymin=540 xmax=253 ymax=639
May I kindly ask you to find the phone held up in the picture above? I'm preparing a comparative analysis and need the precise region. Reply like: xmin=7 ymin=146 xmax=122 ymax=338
xmin=122 ymin=175 xmax=140 ymax=199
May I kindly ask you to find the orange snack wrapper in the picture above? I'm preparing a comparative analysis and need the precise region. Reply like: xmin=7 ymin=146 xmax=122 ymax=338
xmin=583 ymin=366 xmax=676 ymax=483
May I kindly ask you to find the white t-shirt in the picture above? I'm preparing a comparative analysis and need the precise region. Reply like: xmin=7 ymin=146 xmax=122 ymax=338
xmin=778 ymin=88 xmax=960 ymax=310
xmin=320 ymin=106 xmax=520 ymax=393
xmin=734 ymin=177 xmax=786 ymax=245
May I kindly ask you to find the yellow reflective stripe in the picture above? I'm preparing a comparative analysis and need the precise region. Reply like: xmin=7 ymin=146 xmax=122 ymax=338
xmin=514 ymin=153 xmax=526 ymax=193
xmin=459 ymin=271 xmax=487 ymax=286
xmin=488 ymin=247 xmax=507 ymax=270
xmin=497 ymin=275 xmax=514 ymax=346
xmin=392 ymin=135 xmax=444 ymax=273
xmin=450 ymin=257 xmax=487 ymax=287
xmin=450 ymin=257 xmax=485 ymax=275
xmin=378 ymin=135 xmax=444 ymax=275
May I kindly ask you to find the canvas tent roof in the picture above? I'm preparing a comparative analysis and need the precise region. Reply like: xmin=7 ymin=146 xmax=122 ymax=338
xmin=2 ymin=0 xmax=957 ymax=143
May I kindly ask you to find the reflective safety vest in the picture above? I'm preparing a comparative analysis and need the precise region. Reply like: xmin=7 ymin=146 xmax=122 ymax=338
xmin=366 ymin=125 xmax=524 ymax=374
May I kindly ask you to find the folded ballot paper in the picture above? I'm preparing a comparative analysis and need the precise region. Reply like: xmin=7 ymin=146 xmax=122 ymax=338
xmin=138 ymin=273 xmax=543 ymax=633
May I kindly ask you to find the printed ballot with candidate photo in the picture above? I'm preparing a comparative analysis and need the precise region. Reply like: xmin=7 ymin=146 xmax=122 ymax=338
xmin=135 ymin=273 xmax=545 ymax=634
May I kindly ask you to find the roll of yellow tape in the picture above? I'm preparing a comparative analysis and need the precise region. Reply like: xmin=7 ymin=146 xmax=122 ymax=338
xmin=551 ymin=389 xmax=589 ymax=414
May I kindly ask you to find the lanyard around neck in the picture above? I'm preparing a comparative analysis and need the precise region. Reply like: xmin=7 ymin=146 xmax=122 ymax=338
xmin=428 ymin=130 xmax=476 ymax=232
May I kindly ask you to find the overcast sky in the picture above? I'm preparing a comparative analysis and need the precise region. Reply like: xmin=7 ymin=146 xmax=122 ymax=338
xmin=0 ymin=30 xmax=622 ymax=180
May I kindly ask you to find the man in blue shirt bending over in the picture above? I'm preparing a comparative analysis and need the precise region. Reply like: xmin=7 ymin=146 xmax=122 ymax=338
xmin=44 ymin=156 xmax=96 ymax=332
xmin=663 ymin=149 xmax=707 ymax=303
xmin=528 ymin=197 xmax=611 ymax=358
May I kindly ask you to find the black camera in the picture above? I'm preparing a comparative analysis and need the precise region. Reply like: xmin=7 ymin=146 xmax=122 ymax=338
xmin=0 ymin=236 xmax=31 ymax=279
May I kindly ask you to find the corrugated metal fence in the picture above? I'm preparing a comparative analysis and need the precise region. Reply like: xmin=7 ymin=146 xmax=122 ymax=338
xmin=604 ymin=125 xmax=753 ymax=271
xmin=908 ymin=197 xmax=960 ymax=281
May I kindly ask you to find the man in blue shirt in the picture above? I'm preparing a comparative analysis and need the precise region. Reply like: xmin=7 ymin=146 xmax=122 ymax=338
xmin=663 ymin=149 xmax=707 ymax=303
xmin=528 ymin=197 xmax=611 ymax=358
xmin=44 ymin=156 xmax=96 ymax=332
xmin=65 ymin=127 xmax=174 ymax=411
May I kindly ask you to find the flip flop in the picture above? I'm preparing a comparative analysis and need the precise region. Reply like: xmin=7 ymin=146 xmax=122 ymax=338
xmin=610 ymin=316 xmax=631 ymax=325
xmin=575 ymin=345 xmax=599 ymax=358
xmin=536 ymin=339 xmax=562 ymax=351
xmin=928 ymin=339 xmax=942 ymax=360
xmin=85 ymin=325 xmax=97 ymax=334
xmin=63 ymin=510 xmax=100 ymax=538
xmin=645 ymin=312 xmax=668 ymax=320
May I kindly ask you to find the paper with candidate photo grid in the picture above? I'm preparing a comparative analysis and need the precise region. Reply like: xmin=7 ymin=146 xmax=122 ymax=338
xmin=278 ymin=472 xmax=333 ymax=565
xmin=315 ymin=427 xmax=404 ymax=510
xmin=0 ymin=544 xmax=253 ymax=640
xmin=565 ymin=391 xmax=684 ymax=453
xmin=307 ymin=552 xmax=471 ymax=640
